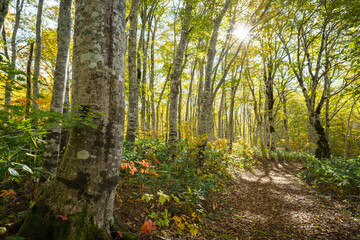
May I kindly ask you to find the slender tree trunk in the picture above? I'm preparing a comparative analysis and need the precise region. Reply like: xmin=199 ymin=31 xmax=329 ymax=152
xmin=282 ymin=94 xmax=290 ymax=151
xmin=25 ymin=43 xmax=34 ymax=118
xmin=168 ymin=2 xmax=192 ymax=142
xmin=218 ymin=85 xmax=225 ymax=139
xmin=32 ymin=0 xmax=44 ymax=111
xmin=5 ymin=0 xmax=24 ymax=105
xmin=264 ymin=67 xmax=275 ymax=150
xmin=43 ymin=0 xmax=72 ymax=174
xmin=156 ymin=66 xmax=171 ymax=137
xmin=18 ymin=0 xmax=126 ymax=238
xmin=59 ymin=61 xmax=71 ymax=160
xmin=198 ymin=0 xmax=231 ymax=166
xmin=325 ymin=90 xmax=330 ymax=141
xmin=344 ymin=97 xmax=358 ymax=158
xmin=197 ymin=58 xmax=204 ymax=129
xmin=142 ymin=19 xmax=151 ymax=132
xmin=178 ymin=80 xmax=182 ymax=140
xmin=149 ymin=18 xmax=158 ymax=134
xmin=126 ymin=0 xmax=140 ymax=142
xmin=185 ymin=58 xmax=197 ymax=123
xmin=0 ymin=0 xmax=10 ymax=35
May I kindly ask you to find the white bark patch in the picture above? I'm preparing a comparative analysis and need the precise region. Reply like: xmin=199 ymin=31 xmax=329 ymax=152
xmin=77 ymin=150 xmax=90 ymax=159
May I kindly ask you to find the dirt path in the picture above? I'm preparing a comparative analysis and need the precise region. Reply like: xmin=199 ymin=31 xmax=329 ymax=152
xmin=205 ymin=161 xmax=360 ymax=239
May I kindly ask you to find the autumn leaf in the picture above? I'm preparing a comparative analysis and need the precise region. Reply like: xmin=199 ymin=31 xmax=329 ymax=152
xmin=141 ymin=219 xmax=157 ymax=233
xmin=58 ymin=215 xmax=68 ymax=221
xmin=0 ymin=189 xmax=17 ymax=198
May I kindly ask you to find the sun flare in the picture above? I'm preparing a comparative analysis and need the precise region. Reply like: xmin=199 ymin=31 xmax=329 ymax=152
xmin=234 ymin=25 xmax=250 ymax=40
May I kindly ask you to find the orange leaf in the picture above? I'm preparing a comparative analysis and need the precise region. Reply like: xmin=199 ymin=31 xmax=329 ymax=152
xmin=141 ymin=219 xmax=157 ymax=233
xmin=59 ymin=215 xmax=68 ymax=221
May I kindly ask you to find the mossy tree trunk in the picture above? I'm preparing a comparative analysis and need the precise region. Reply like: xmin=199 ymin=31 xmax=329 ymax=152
xmin=0 ymin=0 xmax=10 ymax=35
xmin=18 ymin=0 xmax=126 ymax=239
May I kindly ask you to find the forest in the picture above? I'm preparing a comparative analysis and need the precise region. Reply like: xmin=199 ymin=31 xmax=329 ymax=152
xmin=0 ymin=0 xmax=360 ymax=239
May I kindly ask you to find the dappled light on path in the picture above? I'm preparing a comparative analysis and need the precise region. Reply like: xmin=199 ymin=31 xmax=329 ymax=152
xmin=205 ymin=161 xmax=360 ymax=239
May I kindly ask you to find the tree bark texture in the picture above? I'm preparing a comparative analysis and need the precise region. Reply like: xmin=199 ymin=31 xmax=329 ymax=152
xmin=43 ymin=0 xmax=72 ymax=174
xmin=126 ymin=0 xmax=140 ymax=142
xmin=32 ymin=0 xmax=44 ymax=110
xmin=0 ymin=0 xmax=10 ymax=35
xmin=168 ymin=2 xmax=192 ymax=142
xmin=18 ymin=0 xmax=126 ymax=239
xmin=25 ymin=43 xmax=34 ymax=118
xmin=5 ymin=0 xmax=24 ymax=105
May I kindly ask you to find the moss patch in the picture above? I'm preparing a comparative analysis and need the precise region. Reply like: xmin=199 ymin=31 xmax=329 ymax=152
xmin=16 ymin=204 xmax=109 ymax=240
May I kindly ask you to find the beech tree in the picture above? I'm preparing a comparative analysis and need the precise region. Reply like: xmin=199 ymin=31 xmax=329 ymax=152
xmin=32 ymin=0 xmax=45 ymax=111
xmin=43 ymin=0 xmax=72 ymax=174
xmin=169 ymin=1 xmax=193 ymax=142
xmin=17 ymin=0 xmax=126 ymax=239
xmin=125 ymin=0 xmax=140 ymax=142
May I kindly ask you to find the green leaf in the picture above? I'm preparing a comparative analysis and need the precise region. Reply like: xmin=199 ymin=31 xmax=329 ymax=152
xmin=21 ymin=164 xmax=33 ymax=174
xmin=8 ymin=168 xmax=20 ymax=177
xmin=172 ymin=194 xmax=180 ymax=203
xmin=6 ymin=236 xmax=26 ymax=240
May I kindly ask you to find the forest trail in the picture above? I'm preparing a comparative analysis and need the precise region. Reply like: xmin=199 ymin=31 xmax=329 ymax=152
xmin=205 ymin=161 xmax=360 ymax=239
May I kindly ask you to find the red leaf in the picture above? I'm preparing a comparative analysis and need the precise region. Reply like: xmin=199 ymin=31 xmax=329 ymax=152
xmin=117 ymin=231 xmax=123 ymax=237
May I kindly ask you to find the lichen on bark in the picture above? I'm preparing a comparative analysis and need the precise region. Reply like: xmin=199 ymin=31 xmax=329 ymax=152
xmin=18 ymin=0 xmax=126 ymax=238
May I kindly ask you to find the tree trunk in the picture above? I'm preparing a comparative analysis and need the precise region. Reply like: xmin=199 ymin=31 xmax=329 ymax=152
xmin=0 ymin=0 xmax=10 ymax=35
xmin=25 ymin=43 xmax=34 ymax=118
xmin=156 ymin=66 xmax=171 ymax=137
xmin=218 ymin=85 xmax=225 ymax=139
xmin=185 ymin=57 xmax=197 ymax=123
xmin=18 ymin=0 xmax=126 ymax=238
xmin=282 ymin=94 xmax=290 ymax=151
xmin=198 ymin=0 xmax=231 ymax=166
xmin=344 ymin=97 xmax=358 ymax=158
xmin=32 ymin=0 xmax=44 ymax=111
xmin=168 ymin=2 xmax=192 ymax=142
xmin=309 ymin=109 xmax=331 ymax=159
xmin=149 ymin=18 xmax=157 ymax=135
xmin=5 ymin=0 xmax=24 ymax=105
xmin=264 ymin=65 xmax=275 ymax=150
xmin=42 ymin=0 xmax=72 ymax=174
xmin=125 ymin=0 xmax=140 ymax=142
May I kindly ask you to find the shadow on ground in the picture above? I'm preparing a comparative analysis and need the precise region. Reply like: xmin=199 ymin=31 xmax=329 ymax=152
xmin=204 ymin=161 xmax=360 ymax=240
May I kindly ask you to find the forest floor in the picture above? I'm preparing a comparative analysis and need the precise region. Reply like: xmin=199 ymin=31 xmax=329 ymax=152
xmin=116 ymin=161 xmax=360 ymax=239
xmin=202 ymin=161 xmax=360 ymax=239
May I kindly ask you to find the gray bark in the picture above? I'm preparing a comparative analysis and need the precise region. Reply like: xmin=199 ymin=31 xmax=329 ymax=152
xmin=198 ymin=0 xmax=231 ymax=166
xmin=43 ymin=0 xmax=72 ymax=174
xmin=168 ymin=2 xmax=192 ymax=142
xmin=125 ymin=0 xmax=140 ymax=142
xmin=5 ymin=0 xmax=24 ymax=105
xmin=185 ymin=57 xmax=197 ymax=123
xmin=19 ymin=0 xmax=126 ymax=237
xmin=32 ymin=0 xmax=44 ymax=110
xmin=149 ymin=18 xmax=158 ymax=134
